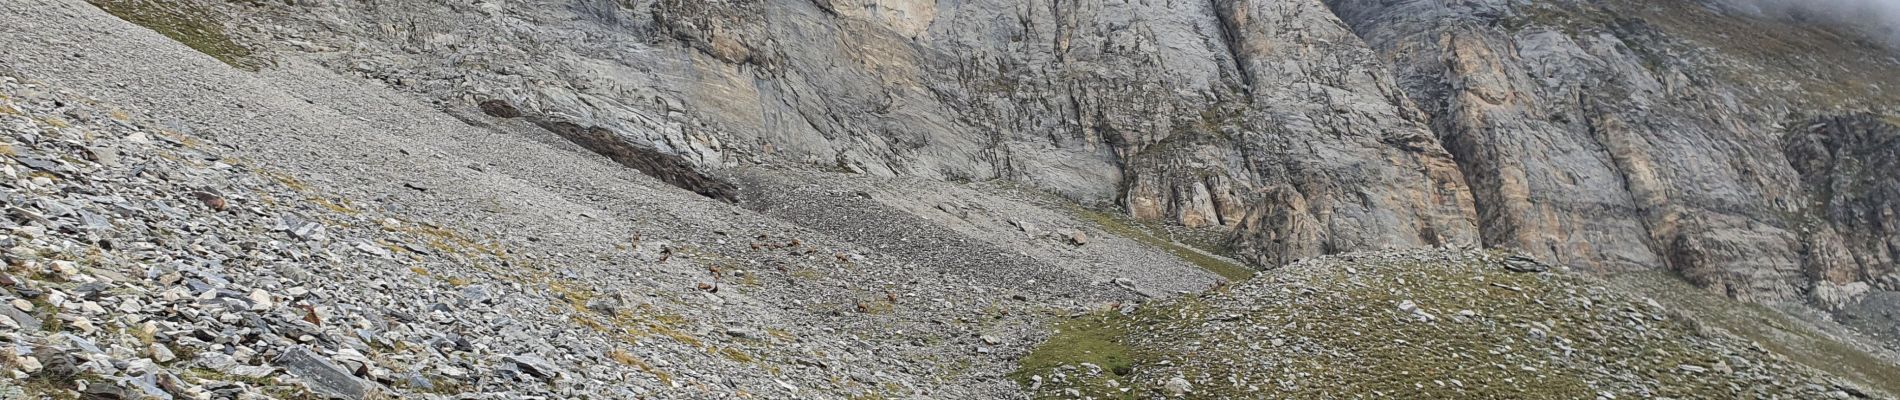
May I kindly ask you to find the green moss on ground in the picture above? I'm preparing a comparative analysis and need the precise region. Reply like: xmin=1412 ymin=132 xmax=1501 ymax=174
xmin=86 ymin=0 xmax=257 ymax=70
xmin=1011 ymin=314 xmax=1140 ymax=399
xmin=1016 ymin=250 xmax=1896 ymax=399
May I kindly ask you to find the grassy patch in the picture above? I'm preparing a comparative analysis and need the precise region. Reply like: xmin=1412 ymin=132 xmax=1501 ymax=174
xmin=1267 ymin=264 xmax=1602 ymax=398
xmin=1012 ymin=310 xmax=1150 ymax=399
xmin=14 ymin=372 xmax=102 ymax=400
xmin=1071 ymin=206 xmax=1254 ymax=281
xmin=87 ymin=0 xmax=258 ymax=70
xmin=608 ymin=349 xmax=674 ymax=386
xmin=183 ymin=368 xmax=274 ymax=387
xmin=1017 ymin=251 xmax=1877 ymax=398
xmin=403 ymin=375 xmax=470 ymax=395
xmin=719 ymin=347 xmax=755 ymax=363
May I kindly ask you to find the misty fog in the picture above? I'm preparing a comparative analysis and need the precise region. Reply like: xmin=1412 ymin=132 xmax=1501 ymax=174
xmin=1717 ymin=0 xmax=1900 ymax=46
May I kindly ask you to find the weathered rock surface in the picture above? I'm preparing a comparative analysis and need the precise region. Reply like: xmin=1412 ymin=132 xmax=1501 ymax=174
xmin=206 ymin=0 xmax=1479 ymax=271
xmin=103 ymin=0 xmax=1896 ymax=347
xmin=0 ymin=5 xmax=1225 ymax=396
xmin=1784 ymin=115 xmax=1900 ymax=299
xmin=181 ymin=0 xmax=1900 ymax=314
xmin=1325 ymin=0 xmax=1900 ymax=307
xmin=3 ymin=0 xmax=1900 ymax=397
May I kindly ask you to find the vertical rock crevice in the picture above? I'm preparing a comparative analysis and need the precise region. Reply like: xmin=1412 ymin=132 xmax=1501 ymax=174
xmin=1208 ymin=0 xmax=1255 ymax=91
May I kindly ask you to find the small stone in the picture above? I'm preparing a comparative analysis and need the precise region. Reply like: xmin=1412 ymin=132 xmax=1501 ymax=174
xmin=78 ymin=379 xmax=132 ymax=399
xmin=10 ymin=299 xmax=33 ymax=312
xmin=85 ymin=146 xmax=121 ymax=168
xmin=193 ymin=192 xmax=227 ymax=211
xmin=275 ymin=346 xmax=366 ymax=399
xmin=1503 ymin=255 xmax=1548 ymax=273
xmin=505 ymin=355 xmax=562 ymax=381
xmin=0 ymin=303 xmax=39 ymax=332
xmin=460 ymin=285 xmax=493 ymax=304
xmin=1058 ymin=229 xmax=1089 ymax=246
xmin=585 ymin=297 xmax=620 ymax=315
xmin=1164 ymin=377 xmax=1192 ymax=396
xmin=247 ymin=289 xmax=273 ymax=311
xmin=27 ymin=348 xmax=74 ymax=381
xmin=51 ymin=261 xmax=79 ymax=277
xmin=150 ymin=344 xmax=176 ymax=363
xmin=229 ymin=365 xmax=275 ymax=379
xmin=69 ymin=318 xmax=95 ymax=333
xmin=16 ymin=356 xmax=41 ymax=373
xmin=1013 ymin=220 xmax=1037 ymax=234
xmin=403 ymin=372 xmax=435 ymax=391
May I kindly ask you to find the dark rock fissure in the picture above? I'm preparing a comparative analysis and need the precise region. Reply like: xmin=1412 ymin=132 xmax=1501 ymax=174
xmin=480 ymin=99 xmax=739 ymax=203
xmin=530 ymin=118 xmax=741 ymax=203
xmin=1208 ymin=0 xmax=1255 ymax=91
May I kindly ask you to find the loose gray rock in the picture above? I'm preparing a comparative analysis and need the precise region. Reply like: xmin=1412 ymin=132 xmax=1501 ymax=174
xmin=275 ymin=346 xmax=367 ymax=400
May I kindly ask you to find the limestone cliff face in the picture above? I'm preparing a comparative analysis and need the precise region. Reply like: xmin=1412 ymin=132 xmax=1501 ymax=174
xmin=215 ymin=0 xmax=1894 ymax=305
xmin=1323 ymin=0 xmax=1900 ymax=305
xmin=237 ymin=0 xmax=1478 ymax=270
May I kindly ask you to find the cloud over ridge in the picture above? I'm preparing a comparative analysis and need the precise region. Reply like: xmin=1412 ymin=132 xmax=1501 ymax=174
xmin=1718 ymin=0 xmax=1900 ymax=46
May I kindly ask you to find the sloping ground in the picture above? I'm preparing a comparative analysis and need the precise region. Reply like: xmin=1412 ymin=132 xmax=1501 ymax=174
xmin=0 ymin=56 xmax=1163 ymax=400
xmin=0 ymin=2 xmax=1231 ymax=399
xmin=176 ymin=0 xmax=1486 ymax=273
xmin=4 ymin=0 xmax=1899 ymax=399
xmin=1017 ymin=249 xmax=1899 ymax=399
xmin=0 ymin=72 xmax=859 ymax=399
xmin=1613 ymin=271 xmax=1900 ymax=398
xmin=65 ymin=0 xmax=1900 ymax=340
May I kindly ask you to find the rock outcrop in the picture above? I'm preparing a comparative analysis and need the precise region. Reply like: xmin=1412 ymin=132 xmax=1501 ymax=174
xmin=1784 ymin=115 xmax=1900 ymax=301
xmin=1324 ymin=0 xmax=1900 ymax=306
xmin=209 ymin=0 xmax=1478 ymax=271
xmin=5 ymin=0 xmax=1900 ymax=397
xmin=76 ymin=0 xmax=1900 ymax=318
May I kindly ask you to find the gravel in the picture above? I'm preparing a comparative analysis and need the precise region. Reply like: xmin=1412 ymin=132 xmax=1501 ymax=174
xmin=0 ymin=4 xmax=1221 ymax=398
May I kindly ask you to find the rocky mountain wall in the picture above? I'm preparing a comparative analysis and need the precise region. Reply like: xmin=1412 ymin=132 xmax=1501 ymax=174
xmin=239 ymin=0 xmax=1477 ymax=270
xmin=197 ymin=0 xmax=1897 ymax=305
xmin=1323 ymin=0 xmax=1900 ymax=305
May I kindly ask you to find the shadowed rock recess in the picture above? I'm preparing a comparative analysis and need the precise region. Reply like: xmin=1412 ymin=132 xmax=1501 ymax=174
xmin=1 ymin=0 xmax=1898 ymax=398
